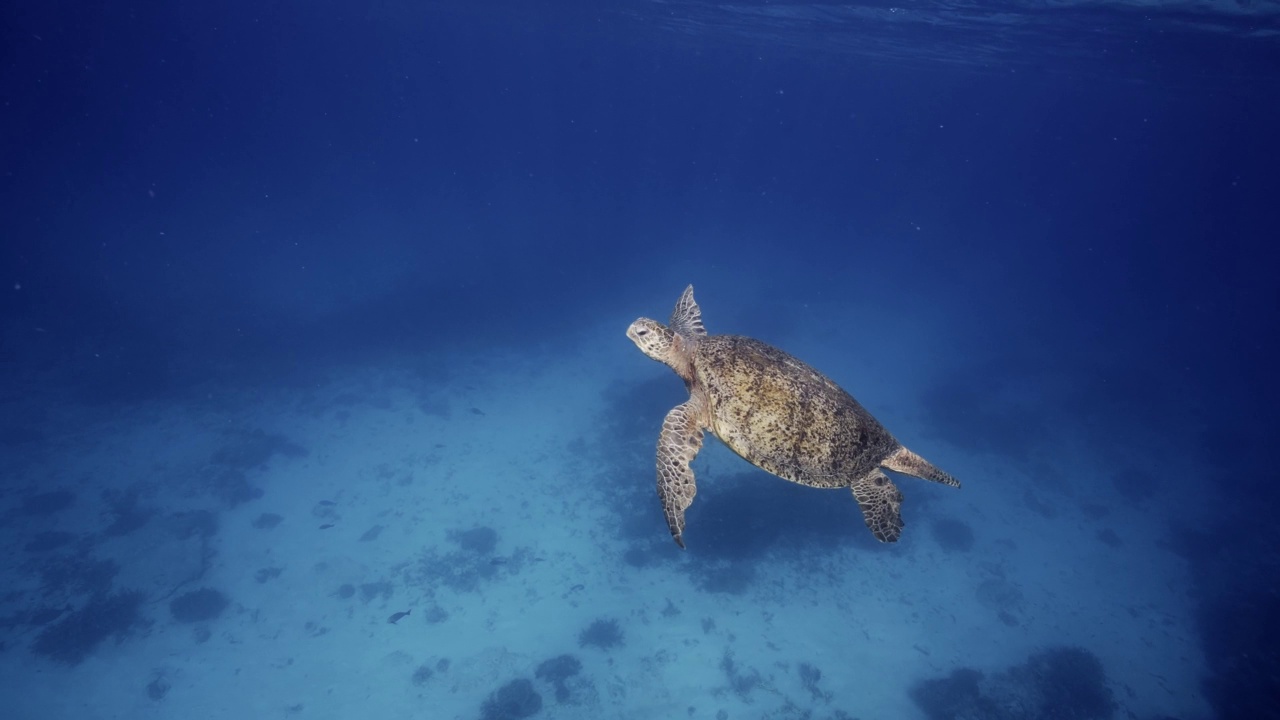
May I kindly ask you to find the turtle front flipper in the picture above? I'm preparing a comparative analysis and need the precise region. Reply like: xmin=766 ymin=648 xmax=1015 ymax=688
xmin=668 ymin=285 xmax=707 ymax=339
xmin=851 ymin=470 xmax=904 ymax=543
xmin=657 ymin=399 xmax=705 ymax=548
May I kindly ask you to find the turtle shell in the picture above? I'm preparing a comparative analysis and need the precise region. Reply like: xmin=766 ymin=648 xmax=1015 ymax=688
xmin=692 ymin=334 xmax=899 ymax=489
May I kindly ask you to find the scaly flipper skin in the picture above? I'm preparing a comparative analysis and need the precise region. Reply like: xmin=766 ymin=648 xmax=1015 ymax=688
xmin=851 ymin=470 xmax=904 ymax=542
xmin=668 ymin=284 xmax=708 ymax=339
xmin=656 ymin=398 xmax=705 ymax=549
xmin=882 ymin=446 xmax=961 ymax=488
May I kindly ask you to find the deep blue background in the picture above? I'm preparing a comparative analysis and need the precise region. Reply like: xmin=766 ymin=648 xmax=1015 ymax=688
xmin=3 ymin=2 xmax=1278 ymax=716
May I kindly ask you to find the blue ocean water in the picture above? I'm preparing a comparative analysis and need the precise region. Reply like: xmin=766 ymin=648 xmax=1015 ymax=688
xmin=2 ymin=1 xmax=1278 ymax=718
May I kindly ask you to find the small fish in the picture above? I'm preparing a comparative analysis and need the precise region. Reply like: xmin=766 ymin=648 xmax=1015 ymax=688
xmin=470 ymin=407 xmax=485 ymax=416
xmin=388 ymin=610 xmax=412 ymax=624
xmin=318 ymin=523 xmax=335 ymax=530
xmin=318 ymin=500 xmax=335 ymax=506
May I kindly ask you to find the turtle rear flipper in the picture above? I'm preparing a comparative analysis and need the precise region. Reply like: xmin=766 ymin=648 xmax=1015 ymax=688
xmin=883 ymin=446 xmax=961 ymax=488
xmin=852 ymin=471 xmax=904 ymax=543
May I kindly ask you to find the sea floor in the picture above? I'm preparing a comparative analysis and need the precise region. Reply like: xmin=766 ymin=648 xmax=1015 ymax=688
xmin=0 ymin=312 xmax=1211 ymax=720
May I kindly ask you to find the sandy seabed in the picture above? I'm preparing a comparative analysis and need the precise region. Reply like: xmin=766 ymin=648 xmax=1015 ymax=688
xmin=0 ymin=312 xmax=1209 ymax=720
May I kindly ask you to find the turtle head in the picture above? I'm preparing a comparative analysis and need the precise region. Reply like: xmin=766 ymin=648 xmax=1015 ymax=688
xmin=627 ymin=317 xmax=677 ymax=364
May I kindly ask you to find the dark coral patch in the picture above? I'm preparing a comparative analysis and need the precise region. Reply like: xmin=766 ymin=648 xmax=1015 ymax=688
xmin=32 ymin=590 xmax=146 ymax=665
xmin=579 ymin=618 xmax=624 ymax=650
xmin=449 ymin=526 xmax=498 ymax=554
xmin=20 ymin=489 xmax=76 ymax=516
xmin=169 ymin=588 xmax=229 ymax=623
xmin=24 ymin=531 xmax=76 ymax=553
xmin=252 ymin=513 xmax=283 ymax=529
xmin=480 ymin=678 xmax=542 ymax=720
xmin=536 ymin=654 xmax=582 ymax=702
xmin=910 ymin=646 xmax=1114 ymax=720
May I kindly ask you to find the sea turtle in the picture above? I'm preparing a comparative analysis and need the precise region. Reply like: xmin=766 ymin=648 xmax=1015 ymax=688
xmin=626 ymin=285 xmax=960 ymax=548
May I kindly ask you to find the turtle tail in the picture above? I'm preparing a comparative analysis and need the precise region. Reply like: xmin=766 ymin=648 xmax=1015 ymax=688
xmin=882 ymin=446 xmax=961 ymax=488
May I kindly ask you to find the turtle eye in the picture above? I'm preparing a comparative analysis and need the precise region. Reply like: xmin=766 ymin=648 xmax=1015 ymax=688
xmin=636 ymin=328 xmax=648 ymax=336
